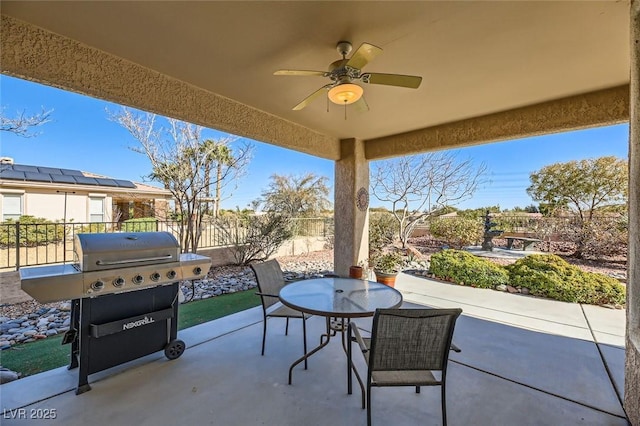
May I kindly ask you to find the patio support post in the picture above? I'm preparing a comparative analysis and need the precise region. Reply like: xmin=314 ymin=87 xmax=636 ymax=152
xmin=334 ymin=138 xmax=369 ymax=277
xmin=626 ymin=1 xmax=640 ymax=424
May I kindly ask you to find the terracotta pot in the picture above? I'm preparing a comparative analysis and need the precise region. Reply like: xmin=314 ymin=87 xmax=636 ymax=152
xmin=374 ymin=271 xmax=398 ymax=287
xmin=349 ymin=265 xmax=363 ymax=279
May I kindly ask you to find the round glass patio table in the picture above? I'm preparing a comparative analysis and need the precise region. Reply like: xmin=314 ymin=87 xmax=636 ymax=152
xmin=279 ymin=277 xmax=403 ymax=401
xmin=279 ymin=277 xmax=403 ymax=318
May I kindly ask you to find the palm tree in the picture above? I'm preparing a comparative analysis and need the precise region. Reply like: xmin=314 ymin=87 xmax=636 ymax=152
xmin=200 ymin=139 xmax=233 ymax=216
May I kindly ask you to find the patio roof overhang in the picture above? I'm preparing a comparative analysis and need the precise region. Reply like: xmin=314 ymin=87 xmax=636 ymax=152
xmin=0 ymin=2 xmax=638 ymax=423
xmin=0 ymin=1 xmax=630 ymax=160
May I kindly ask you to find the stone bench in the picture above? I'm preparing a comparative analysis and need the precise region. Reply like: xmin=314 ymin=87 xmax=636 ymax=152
xmin=501 ymin=234 xmax=541 ymax=251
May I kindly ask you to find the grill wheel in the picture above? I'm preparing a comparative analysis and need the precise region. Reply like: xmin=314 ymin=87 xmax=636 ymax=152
xmin=164 ymin=339 xmax=186 ymax=360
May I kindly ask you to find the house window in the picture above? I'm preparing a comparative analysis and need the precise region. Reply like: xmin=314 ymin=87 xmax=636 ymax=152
xmin=2 ymin=193 xmax=23 ymax=221
xmin=89 ymin=197 xmax=104 ymax=222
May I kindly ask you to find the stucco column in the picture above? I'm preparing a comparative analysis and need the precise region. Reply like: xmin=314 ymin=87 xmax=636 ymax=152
xmin=626 ymin=1 xmax=640 ymax=424
xmin=334 ymin=138 xmax=369 ymax=277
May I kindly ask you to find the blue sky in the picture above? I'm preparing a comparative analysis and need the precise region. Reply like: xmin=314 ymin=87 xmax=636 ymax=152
xmin=0 ymin=75 xmax=630 ymax=211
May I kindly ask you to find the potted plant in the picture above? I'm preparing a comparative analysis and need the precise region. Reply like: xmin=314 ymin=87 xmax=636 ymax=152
xmin=372 ymin=252 xmax=404 ymax=287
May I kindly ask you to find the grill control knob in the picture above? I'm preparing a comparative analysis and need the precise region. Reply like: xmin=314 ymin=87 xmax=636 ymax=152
xmin=132 ymin=275 xmax=144 ymax=285
xmin=150 ymin=272 xmax=161 ymax=282
xmin=193 ymin=266 xmax=203 ymax=276
xmin=166 ymin=270 xmax=177 ymax=280
xmin=91 ymin=280 xmax=105 ymax=291
xmin=113 ymin=277 xmax=125 ymax=288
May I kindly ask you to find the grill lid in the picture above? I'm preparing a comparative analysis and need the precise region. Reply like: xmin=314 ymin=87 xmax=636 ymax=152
xmin=75 ymin=232 xmax=180 ymax=272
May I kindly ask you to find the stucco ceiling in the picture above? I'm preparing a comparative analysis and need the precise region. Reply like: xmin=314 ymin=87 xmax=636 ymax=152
xmin=1 ymin=1 xmax=630 ymax=143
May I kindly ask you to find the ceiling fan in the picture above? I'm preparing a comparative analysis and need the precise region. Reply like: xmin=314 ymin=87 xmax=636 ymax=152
xmin=274 ymin=41 xmax=422 ymax=111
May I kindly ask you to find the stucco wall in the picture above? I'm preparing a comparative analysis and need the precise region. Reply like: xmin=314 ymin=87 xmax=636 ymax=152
xmin=197 ymin=237 xmax=329 ymax=268
xmin=334 ymin=139 xmax=369 ymax=277
xmin=25 ymin=193 xmax=93 ymax=222
xmin=625 ymin=2 xmax=639 ymax=424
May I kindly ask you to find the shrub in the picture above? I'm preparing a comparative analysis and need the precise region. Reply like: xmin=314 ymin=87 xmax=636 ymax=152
xmin=580 ymin=217 xmax=628 ymax=259
xmin=219 ymin=214 xmax=294 ymax=265
xmin=506 ymin=254 xmax=625 ymax=305
xmin=74 ymin=222 xmax=107 ymax=234
xmin=428 ymin=217 xmax=483 ymax=249
xmin=0 ymin=216 xmax=64 ymax=247
xmin=429 ymin=249 xmax=509 ymax=289
xmin=369 ymin=211 xmax=396 ymax=256
xmin=122 ymin=217 xmax=157 ymax=232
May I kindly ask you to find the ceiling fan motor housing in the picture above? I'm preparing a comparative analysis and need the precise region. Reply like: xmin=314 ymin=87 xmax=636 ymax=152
xmin=336 ymin=41 xmax=352 ymax=58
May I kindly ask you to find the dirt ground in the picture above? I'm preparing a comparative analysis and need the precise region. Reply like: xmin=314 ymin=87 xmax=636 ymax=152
xmin=0 ymin=271 xmax=29 ymax=305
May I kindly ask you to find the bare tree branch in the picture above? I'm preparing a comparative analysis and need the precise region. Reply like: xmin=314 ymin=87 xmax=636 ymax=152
xmin=371 ymin=152 xmax=487 ymax=248
xmin=1 ymin=107 xmax=52 ymax=137
xmin=109 ymin=107 xmax=253 ymax=252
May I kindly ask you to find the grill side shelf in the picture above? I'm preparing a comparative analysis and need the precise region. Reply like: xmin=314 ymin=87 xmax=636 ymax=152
xmin=90 ymin=307 xmax=174 ymax=338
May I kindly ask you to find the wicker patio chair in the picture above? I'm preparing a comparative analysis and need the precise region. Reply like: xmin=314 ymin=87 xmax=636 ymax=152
xmin=250 ymin=259 xmax=309 ymax=368
xmin=348 ymin=308 xmax=463 ymax=426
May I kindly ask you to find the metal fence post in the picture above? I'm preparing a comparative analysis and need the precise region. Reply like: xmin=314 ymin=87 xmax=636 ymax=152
xmin=15 ymin=221 xmax=20 ymax=271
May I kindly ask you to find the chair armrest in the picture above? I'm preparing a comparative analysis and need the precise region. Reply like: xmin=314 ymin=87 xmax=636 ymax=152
xmin=450 ymin=342 xmax=461 ymax=353
xmin=348 ymin=322 xmax=370 ymax=354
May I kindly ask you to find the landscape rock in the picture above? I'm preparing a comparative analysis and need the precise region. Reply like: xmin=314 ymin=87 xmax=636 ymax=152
xmin=495 ymin=284 xmax=507 ymax=292
xmin=0 ymin=368 xmax=20 ymax=384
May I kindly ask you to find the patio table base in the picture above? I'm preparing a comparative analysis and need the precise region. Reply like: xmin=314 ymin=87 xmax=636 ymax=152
xmin=287 ymin=316 xmax=366 ymax=408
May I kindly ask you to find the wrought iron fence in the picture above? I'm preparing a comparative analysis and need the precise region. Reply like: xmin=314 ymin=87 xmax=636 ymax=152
xmin=0 ymin=217 xmax=333 ymax=271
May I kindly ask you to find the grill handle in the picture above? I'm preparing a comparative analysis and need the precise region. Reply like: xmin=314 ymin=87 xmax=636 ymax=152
xmin=95 ymin=254 xmax=173 ymax=266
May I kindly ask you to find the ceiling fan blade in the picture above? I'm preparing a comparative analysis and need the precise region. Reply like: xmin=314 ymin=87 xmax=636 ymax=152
xmin=362 ymin=73 xmax=422 ymax=89
xmin=353 ymin=96 xmax=369 ymax=112
xmin=292 ymin=85 xmax=331 ymax=110
xmin=274 ymin=70 xmax=328 ymax=77
xmin=346 ymin=43 xmax=383 ymax=70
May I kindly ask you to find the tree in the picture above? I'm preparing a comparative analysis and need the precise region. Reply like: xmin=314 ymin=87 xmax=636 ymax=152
xmin=200 ymin=139 xmax=234 ymax=216
xmin=261 ymin=173 xmax=331 ymax=217
xmin=458 ymin=205 xmax=500 ymax=219
xmin=527 ymin=156 xmax=628 ymax=257
xmin=1 ymin=107 xmax=52 ymax=137
xmin=111 ymin=108 xmax=252 ymax=253
xmin=371 ymin=152 xmax=486 ymax=248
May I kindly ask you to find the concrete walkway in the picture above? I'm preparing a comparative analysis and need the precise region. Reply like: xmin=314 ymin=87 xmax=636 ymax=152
xmin=0 ymin=273 xmax=628 ymax=425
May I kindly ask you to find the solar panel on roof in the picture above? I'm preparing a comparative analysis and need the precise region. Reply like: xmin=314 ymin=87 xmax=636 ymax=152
xmin=51 ymin=174 xmax=77 ymax=184
xmin=25 ymin=172 xmax=52 ymax=182
xmin=73 ymin=176 xmax=99 ymax=185
xmin=38 ymin=167 xmax=63 ymax=175
xmin=0 ymin=170 xmax=26 ymax=180
xmin=95 ymin=178 xmax=118 ymax=187
xmin=3 ymin=163 xmax=154 ymax=191
xmin=13 ymin=165 xmax=39 ymax=173
xmin=60 ymin=169 xmax=84 ymax=176
xmin=114 ymin=179 xmax=137 ymax=188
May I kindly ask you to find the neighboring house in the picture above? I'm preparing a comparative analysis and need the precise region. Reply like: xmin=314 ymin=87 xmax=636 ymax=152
xmin=0 ymin=159 xmax=172 ymax=223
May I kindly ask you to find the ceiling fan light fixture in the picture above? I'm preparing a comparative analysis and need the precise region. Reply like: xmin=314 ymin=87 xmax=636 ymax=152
xmin=328 ymin=83 xmax=363 ymax=105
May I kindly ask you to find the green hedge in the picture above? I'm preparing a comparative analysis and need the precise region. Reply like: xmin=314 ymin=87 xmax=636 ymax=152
xmin=74 ymin=222 xmax=106 ymax=234
xmin=429 ymin=249 xmax=509 ymax=289
xmin=122 ymin=217 xmax=157 ymax=232
xmin=506 ymin=254 xmax=625 ymax=305
xmin=0 ymin=216 xmax=64 ymax=247
xmin=429 ymin=250 xmax=625 ymax=306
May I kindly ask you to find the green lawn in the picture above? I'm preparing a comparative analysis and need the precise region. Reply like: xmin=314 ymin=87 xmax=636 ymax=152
xmin=0 ymin=289 xmax=260 ymax=378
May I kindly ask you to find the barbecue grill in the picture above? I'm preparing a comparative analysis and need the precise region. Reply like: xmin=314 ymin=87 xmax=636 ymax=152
xmin=19 ymin=231 xmax=212 ymax=394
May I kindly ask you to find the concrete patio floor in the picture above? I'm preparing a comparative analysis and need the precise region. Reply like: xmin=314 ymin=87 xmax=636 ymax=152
xmin=0 ymin=273 xmax=628 ymax=425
